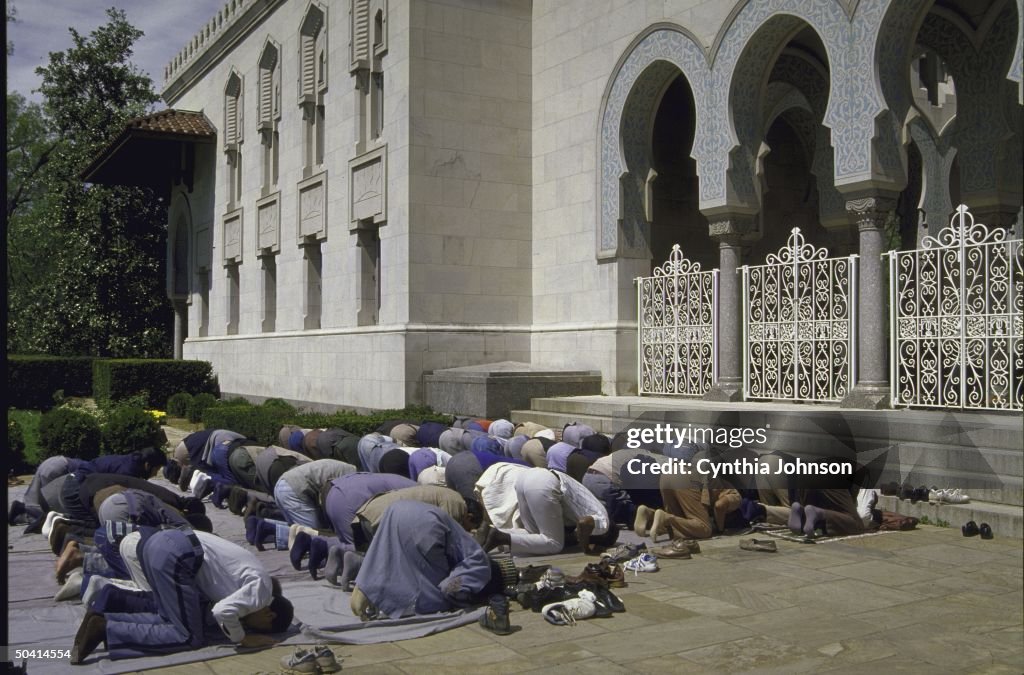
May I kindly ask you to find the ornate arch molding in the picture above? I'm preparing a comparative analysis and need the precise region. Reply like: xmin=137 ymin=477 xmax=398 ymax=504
xmin=921 ymin=5 xmax=1021 ymax=202
xmin=702 ymin=0 xmax=850 ymax=212
xmin=597 ymin=23 xmax=709 ymax=259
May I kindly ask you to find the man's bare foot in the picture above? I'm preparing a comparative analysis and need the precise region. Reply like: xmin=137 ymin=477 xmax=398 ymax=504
xmin=56 ymin=540 xmax=83 ymax=584
xmin=576 ymin=516 xmax=595 ymax=554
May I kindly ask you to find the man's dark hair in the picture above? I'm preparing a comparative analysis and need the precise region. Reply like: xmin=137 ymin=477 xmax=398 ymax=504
xmin=379 ymin=449 xmax=410 ymax=477
xmin=464 ymin=498 xmax=483 ymax=530
xmin=164 ymin=461 xmax=182 ymax=484
xmin=267 ymin=595 xmax=294 ymax=633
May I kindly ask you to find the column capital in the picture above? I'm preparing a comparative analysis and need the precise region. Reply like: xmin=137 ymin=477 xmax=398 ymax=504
xmin=846 ymin=195 xmax=897 ymax=231
xmin=707 ymin=215 xmax=755 ymax=240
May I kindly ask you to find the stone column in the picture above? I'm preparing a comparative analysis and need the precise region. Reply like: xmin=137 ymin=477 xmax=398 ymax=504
xmin=172 ymin=299 xmax=187 ymax=360
xmin=704 ymin=217 xmax=752 ymax=402
xmin=842 ymin=195 xmax=896 ymax=409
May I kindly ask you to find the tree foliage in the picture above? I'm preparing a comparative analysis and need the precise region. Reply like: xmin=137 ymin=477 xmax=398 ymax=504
xmin=7 ymin=9 xmax=172 ymax=358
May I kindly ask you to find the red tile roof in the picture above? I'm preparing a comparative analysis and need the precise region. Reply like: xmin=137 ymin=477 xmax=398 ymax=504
xmin=123 ymin=108 xmax=216 ymax=138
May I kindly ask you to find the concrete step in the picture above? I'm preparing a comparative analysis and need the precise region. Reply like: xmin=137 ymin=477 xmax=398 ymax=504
xmin=510 ymin=409 xmax=622 ymax=435
xmin=874 ymin=466 xmax=1023 ymax=506
xmin=877 ymin=495 xmax=1023 ymax=539
xmin=524 ymin=397 xmax=1023 ymax=451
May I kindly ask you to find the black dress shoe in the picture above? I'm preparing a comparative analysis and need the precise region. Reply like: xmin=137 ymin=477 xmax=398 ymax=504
xmin=879 ymin=482 xmax=900 ymax=496
xmin=979 ymin=523 xmax=994 ymax=540
xmin=962 ymin=521 xmax=980 ymax=537
xmin=900 ymin=483 xmax=915 ymax=501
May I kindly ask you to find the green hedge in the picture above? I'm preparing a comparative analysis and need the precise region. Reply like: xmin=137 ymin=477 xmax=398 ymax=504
xmin=8 ymin=355 xmax=98 ymax=410
xmin=202 ymin=402 xmax=452 ymax=446
xmin=38 ymin=406 xmax=102 ymax=460
xmin=93 ymin=359 xmax=219 ymax=409
xmin=102 ymin=405 xmax=168 ymax=454
xmin=8 ymin=409 xmax=43 ymax=467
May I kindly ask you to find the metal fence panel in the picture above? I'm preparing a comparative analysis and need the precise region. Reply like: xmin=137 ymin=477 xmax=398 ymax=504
xmin=742 ymin=228 xmax=857 ymax=403
xmin=888 ymin=205 xmax=1023 ymax=410
xmin=637 ymin=245 xmax=718 ymax=396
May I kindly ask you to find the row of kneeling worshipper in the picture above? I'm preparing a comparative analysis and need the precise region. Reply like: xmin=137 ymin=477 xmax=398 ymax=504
xmin=8 ymin=416 xmax=900 ymax=665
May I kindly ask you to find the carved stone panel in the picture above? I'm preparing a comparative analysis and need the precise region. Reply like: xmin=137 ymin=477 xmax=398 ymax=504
xmin=195 ymin=225 xmax=212 ymax=270
xmin=222 ymin=208 xmax=243 ymax=264
xmin=297 ymin=171 xmax=327 ymax=241
xmin=257 ymin=192 xmax=280 ymax=253
xmin=349 ymin=145 xmax=387 ymax=231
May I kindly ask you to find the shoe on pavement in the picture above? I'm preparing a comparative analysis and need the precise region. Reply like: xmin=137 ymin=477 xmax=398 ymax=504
xmin=962 ymin=520 xmax=980 ymax=537
xmin=313 ymin=643 xmax=342 ymax=673
xmin=979 ymin=523 xmax=994 ymax=540
xmin=739 ymin=538 xmax=778 ymax=553
xmin=653 ymin=538 xmax=699 ymax=559
xmin=935 ymin=488 xmax=971 ymax=504
xmin=478 ymin=594 xmax=513 ymax=635
xmin=601 ymin=543 xmax=647 ymax=564
xmin=535 ymin=567 xmax=566 ymax=590
xmin=542 ymin=589 xmax=597 ymax=626
xmin=280 ymin=646 xmax=320 ymax=674
xmin=623 ymin=552 xmax=659 ymax=574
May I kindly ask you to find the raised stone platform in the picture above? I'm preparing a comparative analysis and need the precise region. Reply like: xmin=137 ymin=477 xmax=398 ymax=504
xmin=512 ymin=395 xmax=1024 ymax=536
xmin=424 ymin=362 xmax=601 ymax=419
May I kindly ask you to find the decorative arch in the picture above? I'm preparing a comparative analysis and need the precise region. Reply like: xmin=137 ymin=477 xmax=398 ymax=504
xmin=597 ymin=24 xmax=709 ymax=259
xmin=167 ymin=189 xmax=194 ymax=300
xmin=701 ymin=0 xmax=849 ymax=210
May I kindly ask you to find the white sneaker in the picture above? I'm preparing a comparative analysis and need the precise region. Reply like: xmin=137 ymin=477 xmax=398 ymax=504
xmin=42 ymin=510 xmax=63 ymax=538
xmin=623 ymin=552 xmax=659 ymax=574
xmin=542 ymin=590 xmax=597 ymax=625
xmin=936 ymin=488 xmax=971 ymax=504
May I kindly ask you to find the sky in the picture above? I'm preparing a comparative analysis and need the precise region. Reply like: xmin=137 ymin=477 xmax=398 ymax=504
xmin=6 ymin=0 xmax=227 ymax=104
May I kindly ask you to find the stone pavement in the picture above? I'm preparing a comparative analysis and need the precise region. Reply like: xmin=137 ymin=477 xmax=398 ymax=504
xmin=132 ymin=525 xmax=1023 ymax=674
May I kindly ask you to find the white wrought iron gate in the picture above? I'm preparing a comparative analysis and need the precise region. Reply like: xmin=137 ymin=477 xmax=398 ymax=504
xmin=888 ymin=205 xmax=1023 ymax=410
xmin=741 ymin=228 xmax=857 ymax=402
xmin=637 ymin=245 xmax=718 ymax=396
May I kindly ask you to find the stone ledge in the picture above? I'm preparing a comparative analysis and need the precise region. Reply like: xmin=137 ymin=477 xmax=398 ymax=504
xmin=425 ymin=361 xmax=601 ymax=418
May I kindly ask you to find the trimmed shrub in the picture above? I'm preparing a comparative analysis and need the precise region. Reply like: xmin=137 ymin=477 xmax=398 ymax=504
xmin=261 ymin=398 xmax=297 ymax=415
xmin=202 ymin=405 xmax=290 ymax=446
xmin=93 ymin=359 xmax=218 ymax=409
xmin=9 ymin=409 xmax=43 ymax=467
xmin=187 ymin=392 xmax=219 ymax=423
xmin=103 ymin=405 xmax=168 ymax=454
xmin=166 ymin=392 xmax=194 ymax=418
xmin=8 ymin=355 xmax=97 ymax=411
xmin=38 ymin=406 xmax=102 ymax=460
xmin=202 ymin=404 xmax=453 ymax=446
xmin=8 ymin=418 xmax=31 ymax=475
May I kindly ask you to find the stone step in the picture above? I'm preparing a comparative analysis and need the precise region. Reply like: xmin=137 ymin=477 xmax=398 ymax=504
xmin=523 ymin=396 xmax=1023 ymax=450
xmin=877 ymin=495 xmax=1023 ymax=539
xmin=510 ymin=409 xmax=622 ymax=435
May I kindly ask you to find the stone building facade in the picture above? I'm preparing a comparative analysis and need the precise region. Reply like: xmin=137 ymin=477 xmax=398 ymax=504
xmin=89 ymin=0 xmax=1023 ymax=411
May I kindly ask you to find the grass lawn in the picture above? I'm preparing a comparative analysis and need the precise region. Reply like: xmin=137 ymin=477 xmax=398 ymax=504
xmin=166 ymin=417 xmax=204 ymax=432
xmin=9 ymin=409 xmax=43 ymax=465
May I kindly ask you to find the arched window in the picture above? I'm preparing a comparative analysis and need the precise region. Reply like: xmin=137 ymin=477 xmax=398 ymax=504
xmin=258 ymin=39 xmax=282 ymax=193
xmin=224 ymin=70 xmax=243 ymax=207
xmin=299 ymin=3 xmax=327 ymax=174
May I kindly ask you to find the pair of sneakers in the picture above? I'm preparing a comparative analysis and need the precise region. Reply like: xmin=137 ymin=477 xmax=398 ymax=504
xmin=930 ymin=488 xmax=971 ymax=504
xmin=623 ymin=552 xmax=659 ymax=574
xmin=280 ymin=644 xmax=341 ymax=673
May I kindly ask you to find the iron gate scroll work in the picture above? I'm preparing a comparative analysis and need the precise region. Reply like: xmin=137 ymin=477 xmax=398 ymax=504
xmin=637 ymin=245 xmax=718 ymax=396
xmin=742 ymin=228 xmax=857 ymax=402
xmin=888 ymin=205 xmax=1023 ymax=411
